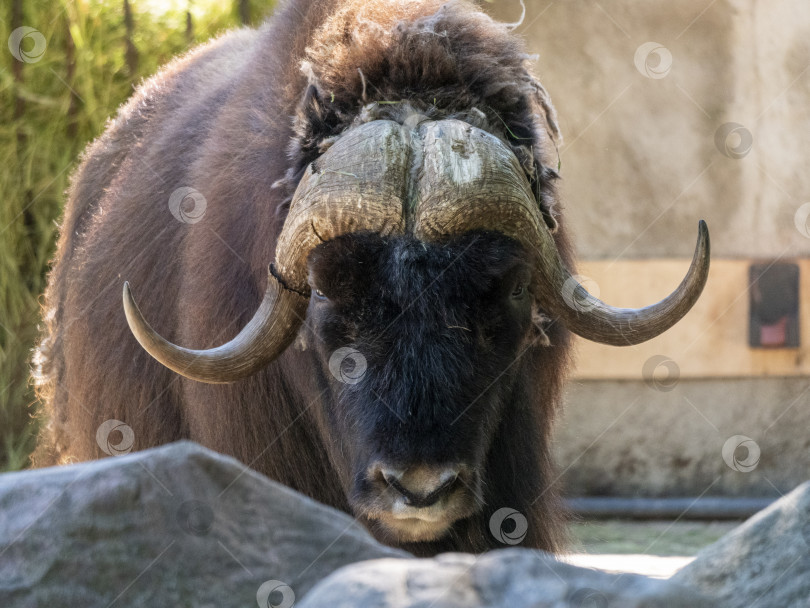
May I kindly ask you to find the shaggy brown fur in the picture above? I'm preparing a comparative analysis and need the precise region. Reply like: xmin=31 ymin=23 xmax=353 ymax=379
xmin=33 ymin=0 xmax=574 ymax=554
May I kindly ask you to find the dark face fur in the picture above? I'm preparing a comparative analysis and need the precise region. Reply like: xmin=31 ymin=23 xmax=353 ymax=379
xmin=302 ymin=230 xmax=539 ymax=544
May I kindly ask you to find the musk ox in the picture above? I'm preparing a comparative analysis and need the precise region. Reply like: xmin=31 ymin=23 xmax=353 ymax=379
xmin=33 ymin=0 xmax=709 ymax=555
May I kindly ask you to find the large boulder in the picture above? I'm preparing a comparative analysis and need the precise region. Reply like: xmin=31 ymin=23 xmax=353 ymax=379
xmin=3 ymin=439 xmax=766 ymax=607
xmin=0 ymin=441 xmax=405 ymax=607
xmin=673 ymin=480 xmax=810 ymax=608
xmin=298 ymin=550 xmax=714 ymax=607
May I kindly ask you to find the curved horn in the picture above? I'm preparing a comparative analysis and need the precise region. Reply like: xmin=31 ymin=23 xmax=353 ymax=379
xmin=413 ymin=120 xmax=710 ymax=346
xmin=123 ymin=276 xmax=307 ymax=383
xmin=124 ymin=121 xmax=408 ymax=382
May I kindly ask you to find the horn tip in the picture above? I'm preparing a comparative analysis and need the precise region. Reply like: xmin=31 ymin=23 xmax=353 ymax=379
xmin=122 ymin=281 xmax=142 ymax=326
xmin=122 ymin=281 xmax=135 ymax=308
xmin=697 ymin=220 xmax=710 ymax=255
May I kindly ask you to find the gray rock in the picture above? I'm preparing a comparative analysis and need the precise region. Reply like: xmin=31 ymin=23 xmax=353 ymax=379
xmin=299 ymin=550 xmax=715 ymax=607
xmin=0 ymin=441 xmax=404 ymax=607
xmin=673 ymin=480 xmax=810 ymax=608
xmin=13 ymin=438 xmax=800 ymax=608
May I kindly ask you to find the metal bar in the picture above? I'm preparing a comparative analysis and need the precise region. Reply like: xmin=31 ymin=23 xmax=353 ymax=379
xmin=565 ymin=496 xmax=775 ymax=520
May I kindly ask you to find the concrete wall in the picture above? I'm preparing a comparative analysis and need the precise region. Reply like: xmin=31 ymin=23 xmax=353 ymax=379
xmin=484 ymin=0 xmax=810 ymax=497
xmin=487 ymin=0 xmax=810 ymax=259
xmin=559 ymin=378 xmax=810 ymax=497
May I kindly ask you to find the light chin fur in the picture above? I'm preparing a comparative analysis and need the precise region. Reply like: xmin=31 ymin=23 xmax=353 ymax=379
xmin=358 ymin=484 xmax=481 ymax=543
xmin=371 ymin=513 xmax=455 ymax=543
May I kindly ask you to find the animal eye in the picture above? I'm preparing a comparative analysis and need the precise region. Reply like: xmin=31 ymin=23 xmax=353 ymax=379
xmin=511 ymin=282 xmax=525 ymax=298
xmin=314 ymin=289 xmax=327 ymax=299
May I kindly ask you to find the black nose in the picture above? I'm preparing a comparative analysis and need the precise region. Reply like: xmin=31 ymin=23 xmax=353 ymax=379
xmin=378 ymin=465 xmax=460 ymax=508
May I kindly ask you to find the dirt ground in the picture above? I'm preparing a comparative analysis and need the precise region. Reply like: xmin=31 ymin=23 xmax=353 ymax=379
xmin=564 ymin=520 xmax=740 ymax=578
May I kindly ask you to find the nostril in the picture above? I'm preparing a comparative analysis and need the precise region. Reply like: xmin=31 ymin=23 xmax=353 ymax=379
xmin=380 ymin=468 xmax=403 ymax=487
xmin=430 ymin=472 xmax=459 ymax=496
xmin=378 ymin=465 xmax=460 ymax=508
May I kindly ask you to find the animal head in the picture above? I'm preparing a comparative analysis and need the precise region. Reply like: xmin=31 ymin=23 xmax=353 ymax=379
xmin=304 ymin=229 xmax=539 ymax=542
xmin=120 ymin=0 xmax=709 ymax=544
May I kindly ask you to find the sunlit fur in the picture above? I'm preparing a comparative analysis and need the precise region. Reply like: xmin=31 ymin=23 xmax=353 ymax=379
xmin=33 ymin=0 xmax=574 ymax=554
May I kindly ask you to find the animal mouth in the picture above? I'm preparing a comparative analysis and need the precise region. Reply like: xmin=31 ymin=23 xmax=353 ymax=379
xmin=363 ymin=485 xmax=477 ymax=542
xmin=389 ymin=499 xmax=454 ymax=523
xmin=366 ymin=506 xmax=459 ymax=542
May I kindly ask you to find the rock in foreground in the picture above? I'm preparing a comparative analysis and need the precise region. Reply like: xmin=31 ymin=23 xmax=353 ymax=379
xmin=298 ymin=550 xmax=713 ymax=607
xmin=673 ymin=480 xmax=810 ymax=608
xmin=0 ymin=441 xmax=404 ymax=607
xmin=7 ymin=440 xmax=786 ymax=607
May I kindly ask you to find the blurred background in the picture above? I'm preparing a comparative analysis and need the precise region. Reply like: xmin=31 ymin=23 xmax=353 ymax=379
xmin=485 ymin=0 xmax=810 ymax=504
xmin=1 ymin=0 xmax=808 ymax=552
xmin=0 ymin=0 xmax=275 ymax=472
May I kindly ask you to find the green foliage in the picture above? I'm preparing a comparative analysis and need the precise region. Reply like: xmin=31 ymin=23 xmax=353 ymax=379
xmin=0 ymin=0 xmax=274 ymax=471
